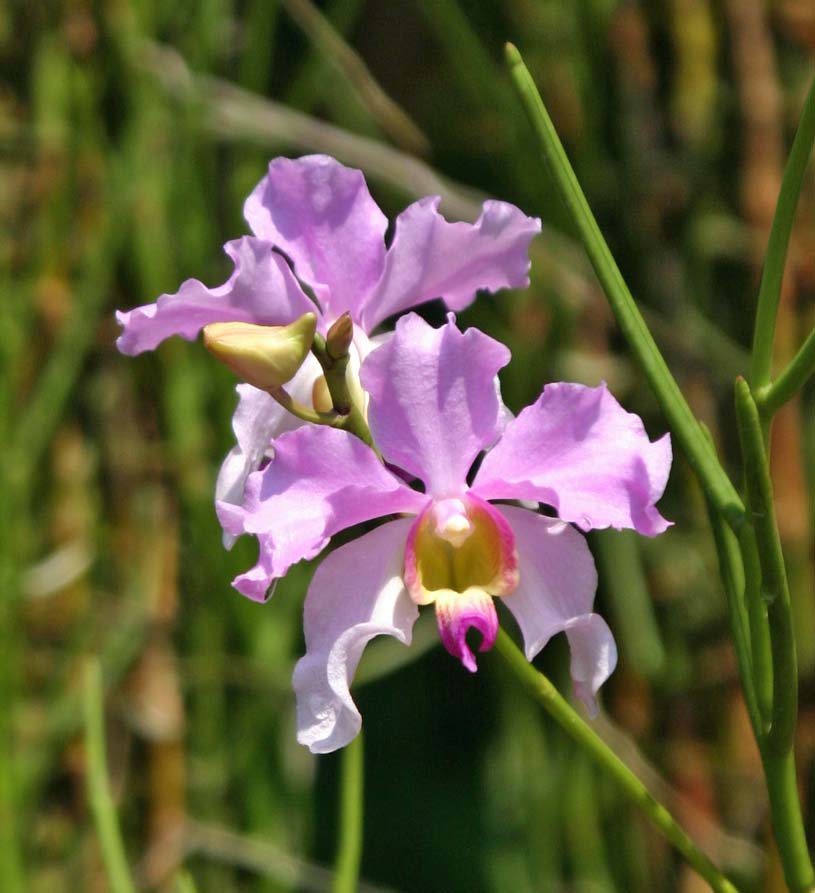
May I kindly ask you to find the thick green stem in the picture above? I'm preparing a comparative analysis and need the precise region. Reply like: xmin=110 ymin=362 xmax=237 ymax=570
xmin=332 ymin=731 xmax=364 ymax=893
xmin=750 ymin=77 xmax=815 ymax=390
xmin=83 ymin=659 xmax=136 ymax=893
xmin=505 ymin=42 xmax=744 ymax=530
xmin=756 ymin=326 xmax=815 ymax=418
xmin=494 ymin=630 xmax=741 ymax=893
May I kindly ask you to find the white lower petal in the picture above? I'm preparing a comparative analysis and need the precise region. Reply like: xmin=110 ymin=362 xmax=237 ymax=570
xmin=293 ymin=518 xmax=417 ymax=753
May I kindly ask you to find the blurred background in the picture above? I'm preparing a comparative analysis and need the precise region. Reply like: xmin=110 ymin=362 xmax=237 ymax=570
xmin=2 ymin=1 xmax=815 ymax=891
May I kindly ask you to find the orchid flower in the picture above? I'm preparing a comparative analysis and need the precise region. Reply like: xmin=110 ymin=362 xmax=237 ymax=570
xmin=218 ymin=313 xmax=672 ymax=753
xmin=115 ymin=155 xmax=541 ymax=528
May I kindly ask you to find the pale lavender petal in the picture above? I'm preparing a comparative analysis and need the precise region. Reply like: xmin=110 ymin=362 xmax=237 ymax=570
xmin=116 ymin=237 xmax=315 ymax=355
xmin=293 ymin=519 xmax=417 ymax=753
xmin=360 ymin=314 xmax=511 ymax=497
xmin=361 ymin=197 xmax=541 ymax=330
xmin=473 ymin=382 xmax=672 ymax=536
xmin=214 ymin=356 xmax=323 ymax=547
xmin=498 ymin=506 xmax=616 ymax=713
xmin=217 ymin=426 xmax=427 ymax=601
xmin=243 ymin=156 xmax=387 ymax=320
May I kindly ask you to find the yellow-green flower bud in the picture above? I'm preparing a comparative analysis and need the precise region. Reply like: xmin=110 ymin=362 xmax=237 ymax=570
xmin=203 ymin=313 xmax=317 ymax=391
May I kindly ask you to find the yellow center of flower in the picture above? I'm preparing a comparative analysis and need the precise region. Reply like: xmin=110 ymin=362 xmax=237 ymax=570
xmin=407 ymin=497 xmax=518 ymax=606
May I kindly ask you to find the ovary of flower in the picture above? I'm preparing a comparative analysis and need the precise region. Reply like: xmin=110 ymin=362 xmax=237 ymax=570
xmin=217 ymin=313 xmax=673 ymax=753
xmin=115 ymin=154 xmax=541 ymax=540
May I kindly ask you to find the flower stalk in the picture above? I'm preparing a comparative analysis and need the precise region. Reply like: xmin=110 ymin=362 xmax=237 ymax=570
xmin=332 ymin=731 xmax=364 ymax=893
xmin=505 ymin=42 xmax=744 ymax=531
xmin=734 ymin=378 xmax=814 ymax=892
xmin=749 ymin=77 xmax=815 ymax=392
xmin=494 ymin=629 xmax=741 ymax=893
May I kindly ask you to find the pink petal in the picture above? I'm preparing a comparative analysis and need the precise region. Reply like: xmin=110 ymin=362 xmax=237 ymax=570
xmin=293 ymin=519 xmax=418 ymax=753
xmin=216 ymin=426 xmax=427 ymax=601
xmin=214 ymin=356 xmax=323 ymax=547
xmin=116 ymin=237 xmax=315 ymax=355
xmin=498 ymin=506 xmax=617 ymax=714
xmin=473 ymin=382 xmax=672 ymax=536
xmin=435 ymin=588 xmax=499 ymax=673
xmin=360 ymin=314 xmax=511 ymax=497
xmin=243 ymin=156 xmax=387 ymax=321
xmin=361 ymin=197 xmax=541 ymax=330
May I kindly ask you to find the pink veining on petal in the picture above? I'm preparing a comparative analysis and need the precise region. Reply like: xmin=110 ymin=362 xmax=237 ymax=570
xmin=435 ymin=588 xmax=499 ymax=673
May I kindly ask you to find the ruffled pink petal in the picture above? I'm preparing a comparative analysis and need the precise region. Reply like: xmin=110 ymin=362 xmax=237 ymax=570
xmin=435 ymin=588 xmax=499 ymax=673
xmin=243 ymin=155 xmax=387 ymax=321
xmin=473 ymin=382 xmax=672 ymax=536
xmin=293 ymin=519 xmax=418 ymax=753
xmin=116 ymin=237 xmax=315 ymax=355
xmin=216 ymin=425 xmax=427 ymax=601
xmin=360 ymin=314 xmax=511 ymax=497
xmin=360 ymin=197 xmax=541 ymax=331
xmin=214 ymin=356 xmax=323 ymax=547
xmin=497 ymin=506 xmax=617 ymax=714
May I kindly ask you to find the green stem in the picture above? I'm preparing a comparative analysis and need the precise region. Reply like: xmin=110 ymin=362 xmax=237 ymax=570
xmin=749 ymin=77 xmax=815 ymax=390
xmin=505 ymin=43 xmax=744 ymax=530
xmin=735 ymin=379 xmax=798 ymax=753
xmin=761 ymin=749 xmax=815 ymax=893
xmin=738 ymin=523 xmax=774 ymax=730
xmin=267 ymin=384 xmax=345 ymax=428
xmin=332 ymin=731 xmax=364 ymax=893
xmin=734 ymin=379 xmax=814 ymax=893
xmin=756 ymin=326 xmax=815 ymax=418
xmin=705 ymin=498 xmax=762 ymax=737
xmin=494 ymin=630 xmax=741 ymax=893
xmin=312 ymin=333 xmax=375 ymax=447
xmin=83 ymin=659 xmax=136 ymax=893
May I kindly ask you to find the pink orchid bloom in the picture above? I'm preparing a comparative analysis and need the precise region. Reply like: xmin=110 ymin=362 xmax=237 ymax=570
xmin=115 ymin=155 xmax=541 ymax=529
xmin=218 ymin=313 xmax=672 ymax=753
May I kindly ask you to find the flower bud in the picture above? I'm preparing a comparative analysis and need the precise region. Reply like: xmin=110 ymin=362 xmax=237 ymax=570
xmin=325 ymin=312 xmax=354 ymax=360
xmin=203 ymin=313 xmax=317 ymax=391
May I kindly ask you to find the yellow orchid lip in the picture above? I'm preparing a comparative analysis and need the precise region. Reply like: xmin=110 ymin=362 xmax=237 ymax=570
xmin=404 ymin=494 xmax=519 ymax=607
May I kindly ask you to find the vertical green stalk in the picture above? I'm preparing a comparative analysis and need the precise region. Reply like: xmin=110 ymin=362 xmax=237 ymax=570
xmin=749 ymin=77 xmax=815 ymax=390
xmin=83 ymin=658 xmax=136 ymax=893
xmin=734 ymin=379 xmax=814 ymax=892
xmin=505 ymin=43 xmax=744 ymax=530
xmin=705 ymin=498 xmax=762 ymax=737
xmin=332 ymin=731 xmax=364 ymax=893
xmin=494 ymin=631 xmax=741 ymax=893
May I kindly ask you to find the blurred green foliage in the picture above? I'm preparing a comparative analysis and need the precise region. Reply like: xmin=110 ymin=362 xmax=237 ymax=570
xmin=1 ymin=1 xmax=814 ymax=891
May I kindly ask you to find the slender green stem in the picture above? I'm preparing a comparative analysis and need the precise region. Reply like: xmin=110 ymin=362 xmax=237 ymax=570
xmin=761 ymin=749 xmax=815 ymax=893
xmin=756 ymin=326 xmax=815 ymax=418
xmin=750 ymin=77 xmax=815 ymax=390
xmin=312 ymin=332 xmax=375 ymax=447
xmin=267 ymin=384 xmax=345 ymax=428
xmin=83 ymin=659 xmax=136 ymax=893
xmin=505 ymin=42 xmax=744 ymax=530
xmin=332 ymin=731 xmax=364 ymax=893
xmin=705 ymin=497 xmax=762 ymax=737
xmin=494 ymin=630 xmax=741 ymax=893
xmin=735 ymin=379 xmax=798 ymax=753
xmin=738 ymin=523 xmax=774 ymax=730
xmin=734 ymin=378 xmax=814 ymax=893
